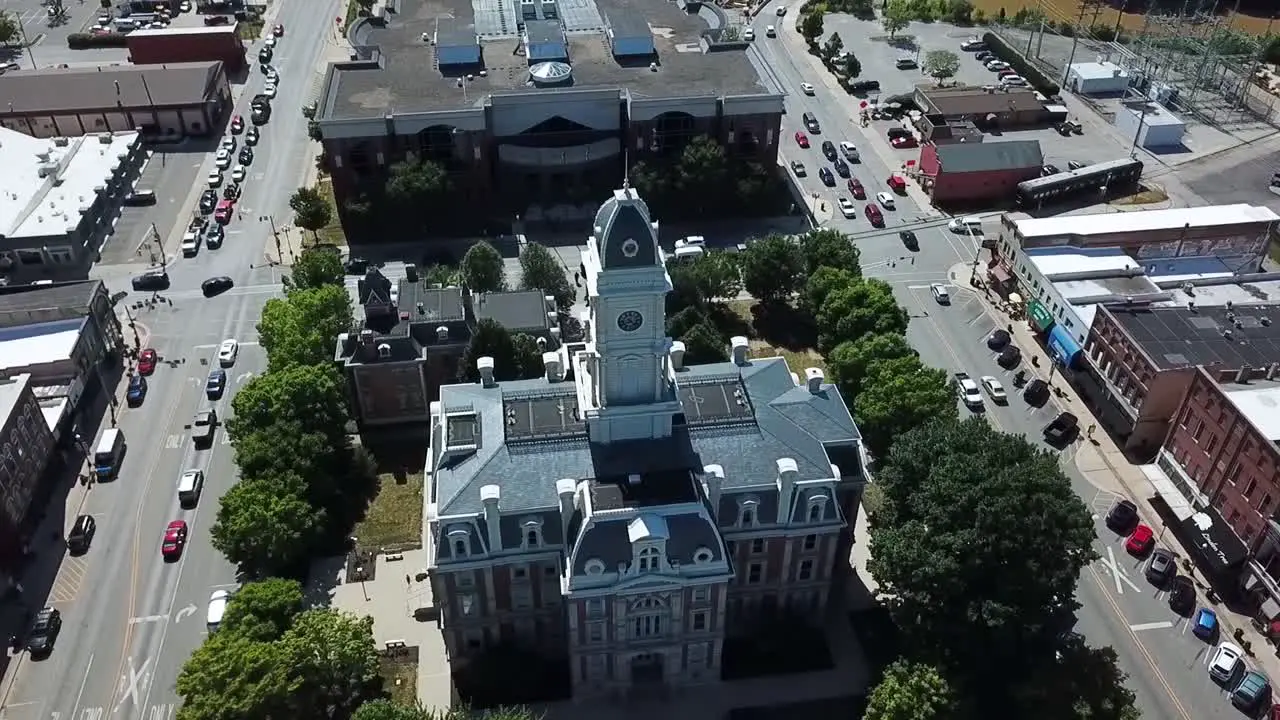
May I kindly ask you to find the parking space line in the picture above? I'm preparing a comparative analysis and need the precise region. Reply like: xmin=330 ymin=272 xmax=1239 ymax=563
xmin=1130 ymin=621 xmax=1176 ymax=632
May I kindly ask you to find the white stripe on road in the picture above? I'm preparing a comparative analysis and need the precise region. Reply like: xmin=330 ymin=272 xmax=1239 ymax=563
xmin=1129 ymin=621 xmax=1175 ymax=632
xmin=128 ymin=615 xmax=167 ymax=625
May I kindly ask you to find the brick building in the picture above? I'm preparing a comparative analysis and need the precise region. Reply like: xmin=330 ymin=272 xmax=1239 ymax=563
xmin=0 ymin=373 xmax=56 ymax=594
xmin=916 ymin=140 xmax=1043 ymax=206
xmin=424 ymin=187 xmax=866 ymax=699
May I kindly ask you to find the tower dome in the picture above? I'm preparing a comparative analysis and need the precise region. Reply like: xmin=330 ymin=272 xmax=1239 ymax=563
xmin=594 ymin=187 xmax=657 ymax=270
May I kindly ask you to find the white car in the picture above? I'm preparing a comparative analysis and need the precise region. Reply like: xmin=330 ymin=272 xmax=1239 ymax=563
xmin=980 ymin=376 xmax=1007 ymax=403
xmin=207 ymin=590 xmax=230 ymax=632
xmin=875 ymin=192 xmax=896 ymax=209
xmin=1001 ymin=75 xmax=1028 ymax=87
xmin=930 ymin=283 xmax=950 ymax=304
xmin=839 ymin=141 xmax=859 ymax=161
xmin=1208 ymin=642 xmax=1244 ymax=683
xmin=800 ymin=82 xmax=815 ymax=95
xmin=837 ymin=197 xmax=856 ymax=218
xmin=220 ymin=135 xmax=236 ymax=151
xmin=956 ymin=374 xmax=983 ymax=407
xmin=231 ymin=165 xmax=246 ymax=183
xmin=214 ymin=148 xmax=232 ymax=170
xmin=217 ymin=339 xmax=239 ymax=367
xmin=676 ymin=236 xmax=706 ymax=249
xmin=206 ymin=170 xmax=223 ymax=187
xmin=775 ymin=5 xmax=787 ymax=15
xmin=181 ymin=231 xmax=200 ymax=257
xmin=743 ymin=27 xmax=755 ymax=41
xmin=263 ymin=83 xmax=278 ymax=98
xmin=179 ymin=0 xmax=192 ymax=11
xmin=265 ymin=67 xmax=279 ymax=82
xmin=264 ymin=36 xmax=276 ymax=48
xmin=986 ymin=60 xmax=1010 ymax=71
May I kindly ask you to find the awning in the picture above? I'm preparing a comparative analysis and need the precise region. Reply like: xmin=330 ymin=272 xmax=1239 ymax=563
xmin=987 ymin=264 xmax=1011 ymax=282
xmin=1144 ymin=464 xmax=1195 ymax=521
xmin=1027 ymin=299 xmax=1054 ymax=332
xmin=1048 ymin=324 xmax=1082 ymax=367
xmin=1181 ymin=509 xmax=1249 ymax=574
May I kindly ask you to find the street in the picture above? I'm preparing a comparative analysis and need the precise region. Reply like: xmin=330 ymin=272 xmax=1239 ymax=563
xmin=0 ymin=0 xmax=342 ymax=718
xmin=753 ymin=10 xmax=1232 ymax=720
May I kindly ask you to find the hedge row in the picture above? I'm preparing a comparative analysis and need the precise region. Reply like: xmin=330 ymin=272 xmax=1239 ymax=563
xmin=981 ymin=31 xmax=1060 ymax=96
xmin=67 ymin=32 xmax=129 ymax=49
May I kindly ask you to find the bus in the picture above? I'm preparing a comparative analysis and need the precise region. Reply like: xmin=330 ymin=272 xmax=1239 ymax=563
xmin=1015 ymin=158 xmax=1144 ymax=209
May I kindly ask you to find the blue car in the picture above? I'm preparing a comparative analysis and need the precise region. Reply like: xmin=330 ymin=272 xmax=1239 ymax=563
xmin=126 ymin=375 xmax=147 ymax=407
xmin=206 ymin=369 xmax=227 ymax=400
xmin=1192 ymin=607 xmax=1218 ymax=641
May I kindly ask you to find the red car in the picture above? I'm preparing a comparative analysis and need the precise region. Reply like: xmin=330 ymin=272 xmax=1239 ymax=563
xmin=230 ymin=115 xmax=244 ymax=134
xmin=214 ymin=199 xmax=235 ymax=224
xmin=846 ymin=178 xmax=865 ymax=199
xmin=864 ymin=203 xmax=884 ymax=227
xmin=162 ymin=520 xmax=188 ymax=560
xmin=887 ymin=175 xmax=907 ymax=193
xmin=273 ymin=24 xmax=284 ymax=37
xmin=890 ymin=136 xmax=918 ymax=149
xmin=794 ymin=131 xmax=809 ymax=148
xmin=1125 ymin=524 xmax=1154 ymax=556
xmin=138 ymin=348 xmax=157 ymax=375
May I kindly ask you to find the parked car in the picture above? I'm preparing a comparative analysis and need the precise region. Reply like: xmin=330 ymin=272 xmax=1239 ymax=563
xmin=818 ymin=167 xmax=835 ymax=186
xmin=890 ymin=135 xmax=918 ymax=149
xmin=1193 ymin=607 xmax=1218 ymax=641
xmin=1023 ymin=378 xmax=1049 ymax=405
xmin=126 ymin=375 xmax=147 ymax=407
xmin=821 ymin=140 xmax=837 ymax=159
xmin=1105 ymin=500 xmax=1138 ymax=533
xmin=864 ymin=203 xmax=883 ymax=227
xmin=1168 ymin=577 xmax=1195 ymax=615
xmin=1043 ymin=411 xmax=1078 ymax=445
xmin=837 ymin=197 xmax=856 ymax=218
xmin=1125 ymin=523 xmax=1155 ymax=556
xmin=832 ymin=158 xmax=849 ymax=177
xmin=1209 ymin=642 xmax=1245 ymax=684
xmin=26 ymin=607 xmax=61 ymax=658
xmin=846 ymin=178 xmax=865 ymax=199
xmin=996 ymin=344 xmax=1022 ymax=368
xmin=847 ymin=79 xmax=880 ymax=93
xmin=955 ymin=372 xmax=983 ymax=407
xmin=839 ymin=141 xmax=859 ymax=161
xmin=1145 ymin=548 xmax=1176 ymax=585
xmin=1231 ymin=671 xmax=1271 ymax=714
xmin=123 ymin=189 xmax=156 ymax=206
xmin=986 ymin=329 xmax=1011 ymax=350
xmin=66 ymin=514 xmax=96 ymax=554
xmin=794 ymin=131 xmax=809 ymax=148
xmin=131 ymin=270 xmax=169 ymax=292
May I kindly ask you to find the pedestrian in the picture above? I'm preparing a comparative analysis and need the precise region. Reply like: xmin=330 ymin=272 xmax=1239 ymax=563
xmin=1087 ymin=424 xmax=1096 ymax=438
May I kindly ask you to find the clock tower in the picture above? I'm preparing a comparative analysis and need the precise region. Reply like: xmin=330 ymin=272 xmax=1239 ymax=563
xmin=575 ymin=186 xmax=680 ymax=443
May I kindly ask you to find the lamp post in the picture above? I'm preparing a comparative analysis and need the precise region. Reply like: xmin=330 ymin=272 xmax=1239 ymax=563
xmin=15 ymin=12 xmax=38 ymax=69
xmin=260 ymin=215 xmax=283 ymax=264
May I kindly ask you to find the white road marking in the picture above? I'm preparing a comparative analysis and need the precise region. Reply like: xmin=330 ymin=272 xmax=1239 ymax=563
xmin=70 ymin=653 xmax=93 ymax=720
xmin=1100 ymin=546 xmax=1142 ymax=595
xmin=164 ymin=435 xmax=182 ymax=450
xmin=1129 ymin=621 xmax=1175 ymax=632
xmin=115 ymin=656 xmax=152 ymax=711
xmin=127 ymin=615 xmax=167 ymax=625
xmin=175 ymin=603 xmax=197 ymax=623
xmin=236 ymin=372 xmax=255 ymax=383
xmin=193 ymin=341 xmax=261 ymax=350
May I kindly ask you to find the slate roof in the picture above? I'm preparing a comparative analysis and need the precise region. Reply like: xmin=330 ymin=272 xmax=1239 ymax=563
xmin=0 ymin=280 xmax=103 ymax=329
xmin=935 ymin=140 xmax=1044 ymax=174
xmin=1106 ymin=303 xmax=1280 ymax=371
xmin=0 ymin=62 xmax=223 ymax=115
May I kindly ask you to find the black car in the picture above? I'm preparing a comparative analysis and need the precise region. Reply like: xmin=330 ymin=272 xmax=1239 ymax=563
xmin=1023 ymin=378 xmax=1050 ymax=406
xmin=206 ymin=224 xmax=225 ymax=249
xmin=1067 ymin=160 xmax=1086 ymax=170
xmin=832 ymin=158 xmax=850 ymax=177
xmin=987 ymin=329 xmax=1011 ymax=350
xmin=223 ymin=183 xmax=241 ymax=201
xmin=258 ymin=47 xmax=272 ymax=64
xmin=126 ymin=375 xmax=147 ymax=407
xmin=899 ymin=230 xmax=918 ymax=250
xmin=1105 ymin=499 xmax=1139 ymax=533
xmin=821 ymin=140 xmax=837 ymax=160
xmin=206 ymin=368 xmax=227 ymax=400
xmin=245 ymin=126 xmax=259 ymax=145
xmin=204 ymin=14 xmax=230 ymax=25
xmin=1146 ymin=548 xmax=1176 ymax=586
xmin=974 ymin=50 xmax=994 ymax=61
xmin=1168 ymin=576 xmax=1195 ymax=615
xmin=131 ymin=270 xmax=170 ymax=292
xmin=847 ymin=79 xmax=880 ymax=93
xmin=818 ymin=167 xmax=835 ymax=186
xmin=344 ymin=257 xmax=370 ymax=274
xmin=199 ymin=189 xmax=218 ymax=214
xmin=201 ymin=276 xmax=234 ymax=297
xmin=238 ymin=147 xmax=254 ymax=165
xmin=996 ymin=344 xmax=1022 ymax=369
xmin=251 ymin=107 xmax=271 ymax=125
xmin=123 ymin=189 xmax=156 ymax=206
xmin=886 ymin=127 xmax=912 ymax=140
xmin=26 ymin=607 xmax=61 ymax=658
xmin=67 ymin=514 xmax=96 ymax=555
xmin=1043 ymin=411 xmax=1079 ymax=445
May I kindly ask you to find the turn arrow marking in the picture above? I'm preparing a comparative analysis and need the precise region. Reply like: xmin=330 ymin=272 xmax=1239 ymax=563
xmin=174 ymin=603 xmax=197 ymax=623
xmin=236 ymin=372 xmax=255 ymax=383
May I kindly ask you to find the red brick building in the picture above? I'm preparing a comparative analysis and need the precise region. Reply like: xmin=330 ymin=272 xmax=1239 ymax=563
xmin=917 ymin=140 xmax=1043 ymax=206
xmin=127 ymin=26 xmax=246 ymax=75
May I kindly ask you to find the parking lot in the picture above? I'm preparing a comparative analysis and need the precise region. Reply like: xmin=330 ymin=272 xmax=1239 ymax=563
xmin=100 ymin=147 xmax=208 ymax=266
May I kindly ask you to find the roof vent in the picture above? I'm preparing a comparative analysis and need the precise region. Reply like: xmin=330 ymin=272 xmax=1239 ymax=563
xmin=805 ymin=367 xmax=825 ymax=394
xmin=417 ymin=302 xmax=425 ymax=315
xmin=1182 ymin=282 xmax=1194 ymax=295
xmin=436 ymin=326 xmax=449 ymax=341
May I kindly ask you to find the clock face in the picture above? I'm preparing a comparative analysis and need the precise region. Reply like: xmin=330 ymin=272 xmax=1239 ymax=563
xmin=617 ymin=310 xmax=644 ymax=333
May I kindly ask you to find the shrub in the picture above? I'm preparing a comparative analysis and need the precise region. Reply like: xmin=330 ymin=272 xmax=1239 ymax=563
xmin=67 ymin=32 xmax=128 ymax=49
xmin=981 ymin=31 xmax=1060 ymax=95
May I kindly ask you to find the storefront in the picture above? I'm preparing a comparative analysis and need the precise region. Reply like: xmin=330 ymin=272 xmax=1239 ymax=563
xmin=1027 ymin=299 xmax=1054 ymax=334
xmin=1047 ymin=324 xmax=1082 ymax=369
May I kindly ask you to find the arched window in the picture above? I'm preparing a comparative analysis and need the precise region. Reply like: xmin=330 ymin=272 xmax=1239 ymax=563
xmin=638 ymin=546 xmax=660 ymax=572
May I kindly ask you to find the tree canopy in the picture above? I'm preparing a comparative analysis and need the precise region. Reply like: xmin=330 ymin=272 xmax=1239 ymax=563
xmin=851 ymin=355 xmax=953 ymax=459
xmin=1015 ymin=640 xmax=1141 ymax=720
xmin=799 ymin=11 xmax=824 ymax=43
xmin=864 ymin=660 xmax=955 ymax=720
xmin=461 ymin=318 xmax=545 ymax=382
xmin=867 ymin=418 xmax=1098 ymax=710
xmin=741 ymin=234 xmax=804 ymax=305
xmin=629 ymin=137 xmax=779 ymax=221
xmin=803 ymin=266 xmax=861 ymax=314
xmin=385 ymin=154 xmax=450 ymax=220
xmin=227 ymin=363 xmax=350 ymax=448
xmin=257 ymin=285 xmax=353 ymax=371
xmin=518 ymin=242 xmax=575 ymax=310
xmin=288 ymin=187 xmax=333 ymax=240
xmin=815 ymin=278 xmax=908 ymax=353
xmin=822 ymin=32 xmax=844 ymax=61
xmin=461 ymin=241 xmax=507 ymax=293
xmin=220 ymin=578 xmax=305 ymax=642
xmin=283 ymin=247 xmax=344 ymax=294
xmin=798 ymin=228 xmax=861 ymax=277
xmin=923 ymin=50 xmax=961 ymax=83
xmin=684 ymin=252 xmax=743 ymax=301
xmin=826 ymin=332 xmax=916 ymax=400
xmin=883 ymin=0 xmax=911 ymax=36
xmin=210 ymin=474 xmax=322 ymax=577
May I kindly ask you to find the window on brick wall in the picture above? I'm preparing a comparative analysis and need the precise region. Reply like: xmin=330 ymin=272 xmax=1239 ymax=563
xmin=511 ymin=586 xmax=533 ymax=610
xmin=692 ymin=587 xmax=709 ymax=604
xmin=1244 ymin=478 xmax=1257 ymax=500
xmin=692 ymin=611 xmax=707 ymax=631
xmin=1261 ymin=493 xmax=1274 ymax=517
xmin=798 ymin=559 xmax=814 ymax=581
xmin=747 ymin=562 xmax=763 ymax=584
xmin=751 ymin=538 xmax=765 ymax=554
xmin=587 ymin=622 xmax=604 ymax=643
xmin=803 ymin=534 xmax=818 ymax=551
xmin=1205 ymin=434 xmax=1218 ymax=454
xmin=586 ymin=598 xmax=604 ymax=618
xmin=1194 ymin=420 xmax=1205 ymax=441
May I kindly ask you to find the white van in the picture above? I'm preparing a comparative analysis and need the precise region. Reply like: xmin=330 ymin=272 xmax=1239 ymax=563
xmin=207 ymin=590 xmax=229 ymax=632
xmin=177 ymin=469 xmax=205 ymax=508
xmin=670 ymin=245 xmax=705 ymax=263
xmin=765 ymin=25 xmax=776 ymax=37
xmin=949 ymin=216 xmax=983 ymax=234
xmin=93 ymin=429 xmax=126 ymax=479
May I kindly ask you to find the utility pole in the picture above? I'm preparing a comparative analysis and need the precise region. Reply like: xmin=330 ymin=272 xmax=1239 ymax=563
xmin=147 ymin=222 xmax=167 ymax=272
xmin=123 ymin=304 xmax=141 ymax=351
xmin=260 ymin=215 xmax=283 ymax=264
xmin=15 ymin=11 xmax=37 ymax=69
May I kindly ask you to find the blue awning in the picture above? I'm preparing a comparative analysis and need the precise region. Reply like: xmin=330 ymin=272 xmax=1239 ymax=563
xmin=1048 ymin=325 xmax=1082 ymax=368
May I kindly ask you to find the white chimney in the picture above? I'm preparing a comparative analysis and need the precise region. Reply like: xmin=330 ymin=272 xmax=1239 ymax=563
xmin=776 ymin=458 xmax=798 ymax=524
xmin=556 ymin=478 xmax=576 ymax=539
xmin=805 ymin=367 xmax=825 ymax=394
xmin=478 ymin=356 xmax=496 ymax=387
xmin=669 ymin=340 xmax=686 ymax=371
xmin=436 ymin=326 xmax=449 ymax=342
xmin=730 ymin=336 xmax=749 ymax=366
xmin=543 ymin=351 xmax=563 ymax=382
xmin=480 ymin=484 xmax=502 ymax=552
xmin=545 ymin=295 xmax=555 ymax=307
xmin=627 ymin=473 xmax=642 ymax=486
xmin=702 ymin=464 xmax=724 ymax=516
xmin=359 ymin=328 xmax=375 ymax=345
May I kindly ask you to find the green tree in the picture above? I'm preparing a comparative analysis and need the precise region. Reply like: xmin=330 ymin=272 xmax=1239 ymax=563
xmin=883 ymin=0 xmax=912 ymax=36
xmin=799 ymin=228 xmax=861 ymax=277
xmin=740 ymin=234 xmax=804 ymax=305
xmin=461 ymin=318 xmax=542 ymax=382
xmin=803 ymin=266 xmax=860 ymax=313
xmin=864 ymin=660 xmax=955 ymax=720
xmin=867 ymin=418 xmax=1099 ymax=709
xmin=279 ymin=609 xmax=381 ymax=716
xmin=519 ymin=242 xmax=575 ymax=310
xmin=175 ymin=633 xmax=294 ymax=720
xmin=666 ymin=305 xmax=712 ymax=340
xmin=210 ymin=474 xmax=322 ymax=577
xmin=288 ymin=187 xmax=332 ymax=241
xmin=679 ymin=322 xmax=728 ymax=365
xmin=227 ymin=363 xmax=350 ymax=448
xmin=256 ymin=285 xmax=354 ymax=371
xmin=687 ymin=252 xmax=743 ymax=301
xmin=842 ymin=52 xmax=863 ymax=78
xmin=385 ymin=154 xmax=450 ymax=227
xmin=460 ymin=240 xmax=506 ymax=292
xmin=923 ymin=49 xmax=961 ymax=83
xmin=946 ymin=0 xmax=973 ymax=24
xmin=826 ymin=332 xmax=915 ymax=399
xmin=230 ymin=423 xmax=341 ymax=497
xmin=822 ymin=31 xmax=844 ymax=60
xmin=815 ymin=278 xmax=908 ymax=353
xmin=676 ymin=136 xmax=730 ymax=196
xmin=282 ymin=247 xmax=344 ymax=294
xmin=220 ymin=578 xmax=305 ymax=642
xmin=799 ymin=11 xmax=824 ymax=43
xmin=1015 ymin=641 xmax=1141 ymax=720
xmin=352 ymin=700 xmax=431 ymax=720
xmin=852 ymin=356 xmax=953 ymax=459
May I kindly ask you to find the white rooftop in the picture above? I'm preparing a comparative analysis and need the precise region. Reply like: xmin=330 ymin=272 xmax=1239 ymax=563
xmin=1025 ymin=246 xmax=1140 ymax=278
xmin=0 ymin=127 xmax=141 ymax=240
xmin=1224 ymin=385 xmax=1280 ymax=443
xmin=131 ymin=25 xmax=237 ymax=36
xmin=0 ymin=373 xmax=32 ymax=431
xmin=1011 ymin=204 xmax=1280 ymax=240
xmin=1071 ymin=61 xmax=1129 ymax=80
xmin=1122 ymin=103 xmax=1183 ymax=127
xmin=0 ymin=318 xmax=84 ymax=371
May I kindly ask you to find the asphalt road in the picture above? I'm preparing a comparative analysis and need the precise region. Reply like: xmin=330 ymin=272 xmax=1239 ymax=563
xmin=0 ymin=0 xmax=130 ymax=68
xmin=753 ymin=10 xmax=1239 ymax=720
xmin=0 ymin=2 xmax=340 ymax=719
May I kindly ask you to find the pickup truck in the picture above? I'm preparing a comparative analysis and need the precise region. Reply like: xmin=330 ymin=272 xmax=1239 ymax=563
xmin=192 ymin=408 xmax=218 ymax=447
xmin=955 ymin=372 xmax=983 ymax=407
xmin=1043 ymin=412 xmax=1078 ymax=445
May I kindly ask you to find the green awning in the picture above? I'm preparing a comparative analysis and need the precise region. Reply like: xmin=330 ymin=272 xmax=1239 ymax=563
xmin=1028 ymin=299 xmax=1054 ymax=332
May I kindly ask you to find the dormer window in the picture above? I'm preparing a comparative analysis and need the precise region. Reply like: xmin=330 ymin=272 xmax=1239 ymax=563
xmin=638 ymin=546 xmax=661 ymax=572
xmin=521 ymin=518 xmax=544 ymax=550
xmin=807 ymin=495 xmax=828 ymax=523
xmin=447 ymin=527 xmax=471 ymax=558
xmin=738 ymin=497 xmax=759 ymax=527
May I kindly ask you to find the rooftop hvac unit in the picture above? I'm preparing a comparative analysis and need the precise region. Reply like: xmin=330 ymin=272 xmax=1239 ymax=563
xmin=52 ymin=137 xmax=69 ymax=147
xmin=98 ymin=133 xmax=112 ymax=143
xmin=541 ymin=0 xmax=557 ymax=17
xmin=521 ymin=0 xmax=537 ymax=19
xmin=37 ymin=163 xmax=58 ymax=178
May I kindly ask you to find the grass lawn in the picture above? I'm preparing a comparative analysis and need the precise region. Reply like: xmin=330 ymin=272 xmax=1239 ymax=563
xmin=727 ymin=300 xmax=827 ymax=374
xmin=237 ymin=18 xmax=265 ymax=41
xmin=311 ymin=177 xmax=348 ymax=249
xmin=344 ymin=0 xmax=364 ymax=30
xmin=378 ymin=653 xmax=419 ymax=707
xmin=352 ymin=473 xmax=424 ymax=551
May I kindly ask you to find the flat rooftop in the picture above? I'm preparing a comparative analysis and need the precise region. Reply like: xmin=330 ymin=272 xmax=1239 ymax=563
xmin=1109 ymin=303 xmax=1280 ymax=371
xmin=0 ymin=373 xmax=31 ymax=431
xmin=1027 ymin=247 xmax=1141 ymax=278
xmin=1012 ymin=204 xmax=1280 ymax=240
xmin=0 ymin=62 xmax=221 ymax=114
xmin=0 ymin=129 xmax=141 ymax=240
xmin=1071 ymin=61 xmax=1128 ymax=80
xmin=323 ymin=0 xmax=768 ymax=119
xmin=0 ymin=317 xmax=85 ymax=371
xmin=917 ymin=84 xmax=1043 ymax=117
xmin=1224 ymin=384 xmax=1280 ymax=444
